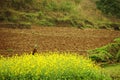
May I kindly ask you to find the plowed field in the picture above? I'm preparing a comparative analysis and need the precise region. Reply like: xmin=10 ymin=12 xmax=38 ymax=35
xmin=0 ymin=26 xmax=120 ymax=56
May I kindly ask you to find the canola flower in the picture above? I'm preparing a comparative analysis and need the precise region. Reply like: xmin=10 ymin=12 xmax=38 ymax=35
xmin=0 ymin=52 xmax=111 ymax=80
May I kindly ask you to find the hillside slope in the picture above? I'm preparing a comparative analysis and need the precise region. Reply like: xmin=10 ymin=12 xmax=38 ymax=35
xmin=79 ymin=0 xmax=120 ymax=23
xmin=0 ymin=0 xmax=120 ymax=28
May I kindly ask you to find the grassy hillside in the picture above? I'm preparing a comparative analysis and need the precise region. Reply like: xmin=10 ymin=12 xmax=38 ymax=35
xmin=0 ymin=0 xmax=120 ymax=29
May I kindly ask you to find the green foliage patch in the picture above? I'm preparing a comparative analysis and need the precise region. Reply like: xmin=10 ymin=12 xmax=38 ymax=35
xmin=103 ymin=64 xmax=120 ymax=80
xmin=88 ymin=38 xmax=120 ymax=63
xmin=96 ymin=0 xmax=120 ymax=18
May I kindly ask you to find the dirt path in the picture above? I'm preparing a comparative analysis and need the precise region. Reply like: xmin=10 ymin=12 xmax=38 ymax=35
xmin=0 ymin=26 xmax=120 ymax=56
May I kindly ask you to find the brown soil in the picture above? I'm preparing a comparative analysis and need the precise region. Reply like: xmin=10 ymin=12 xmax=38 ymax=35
xmin=0 ymin=26 xmax=120 ymax=57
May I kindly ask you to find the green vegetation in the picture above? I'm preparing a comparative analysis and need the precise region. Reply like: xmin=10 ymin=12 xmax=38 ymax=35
xmin=88 ymin=38 xmax=120 ymax=79
xmin=0 ymin=52 xmax=111 ymax=80
xmin=0 ymin=0 xmax=84 ymax=27
xmin=0 ymin=0 xmax=120 ymax=29
xmin=88 ymin=38 xmax=120 ymax=63
xmin=103 ymin=64 xmax=120 ymax=80
xmin=96 ymin=0 xmax=120 ymax=18
xmin=97 ymin=22 xmax=120 ymax=30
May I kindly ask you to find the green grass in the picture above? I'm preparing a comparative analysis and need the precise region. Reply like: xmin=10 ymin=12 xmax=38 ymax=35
xmin=0 ymin=0 xmax=84 ymax=27
xmin=0 ymin=52 xmax=111 ymax=80
xmin=0 ymin=0 xmax=119 ymax=29
xmin=103 ymin=64 xmax=120 ymax=80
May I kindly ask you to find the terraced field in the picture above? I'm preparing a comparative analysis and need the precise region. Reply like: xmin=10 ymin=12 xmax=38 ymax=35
xmin=0 ymin=26 xmax=120 ymax=56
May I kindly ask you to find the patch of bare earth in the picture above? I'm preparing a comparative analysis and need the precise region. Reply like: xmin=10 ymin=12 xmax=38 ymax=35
xmin=0 ymin=26 xmax=120 ymax=56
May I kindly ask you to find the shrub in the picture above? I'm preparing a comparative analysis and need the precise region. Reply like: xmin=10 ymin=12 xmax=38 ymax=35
xmin=89 ymin=46 xmax=113 ymax=62
xmin=114 ymin=38 xmax=120 ymax=43
xmin=0 ymin=52 xmax=111 ymax=80
xmin=96 ymin=0 xmax=120 ymax=18
xmin=88 ymin=38 xmax=120 ymax=63
xmin=116 ymin=50 xmax=120 ymax=62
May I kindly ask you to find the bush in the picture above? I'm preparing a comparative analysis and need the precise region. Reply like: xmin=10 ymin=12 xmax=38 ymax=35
xmin=114 ymin=38 xmax=120 ymax=43
xmin=88 ymin=38 xmax=120 ymax=63
xmin=116 ymin=50 xmax=120 ymax=62
xmin=96 ymin=0 xmax=120 ymax=18
xmin=0 ymin=52 xmax=111 ymax=80
xmin=89 ymin=46 xmax=113 ymax=62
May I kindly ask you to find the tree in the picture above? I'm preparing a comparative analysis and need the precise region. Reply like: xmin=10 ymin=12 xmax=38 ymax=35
xmin=96 ymin=0 xmax=120 ymax=18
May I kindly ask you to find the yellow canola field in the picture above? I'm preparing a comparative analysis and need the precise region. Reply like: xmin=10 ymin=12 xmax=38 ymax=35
xmin=0 ymin=52 xmax=111 ymax=80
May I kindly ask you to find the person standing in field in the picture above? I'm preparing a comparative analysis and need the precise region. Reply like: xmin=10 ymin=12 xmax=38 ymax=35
xmin=32 ymin=44 xmax=37 ymax=55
